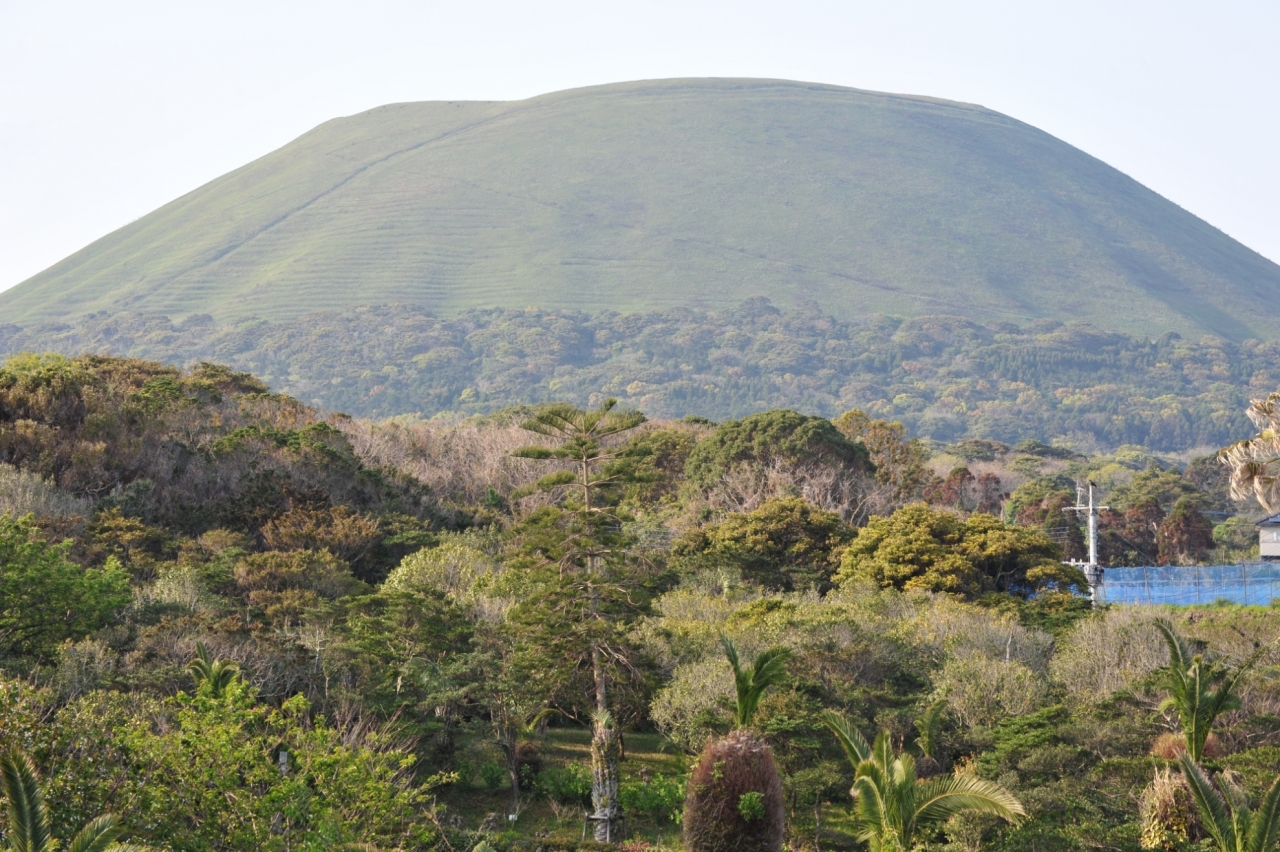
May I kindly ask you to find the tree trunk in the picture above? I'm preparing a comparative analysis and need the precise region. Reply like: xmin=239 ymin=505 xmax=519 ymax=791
xmin=590 ymin=645 xmax=622 ymax=842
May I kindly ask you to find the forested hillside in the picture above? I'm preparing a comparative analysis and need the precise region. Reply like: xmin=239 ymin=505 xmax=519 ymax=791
xmin=2 ymin=301 xmax=1270 ymax=452
xmin=2 ymin=351 xmax=1279 ymax=851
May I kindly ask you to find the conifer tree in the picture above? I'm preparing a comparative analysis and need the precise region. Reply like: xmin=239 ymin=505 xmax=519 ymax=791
xmin=509 ymin=399 xmax=650 ymax=842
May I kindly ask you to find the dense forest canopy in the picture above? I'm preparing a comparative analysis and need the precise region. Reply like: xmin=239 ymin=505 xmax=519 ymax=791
xmin=0 ymin=351 xmax=1278 ymax=851
xmin=1 ymin=301 xmax=1271 ymax=453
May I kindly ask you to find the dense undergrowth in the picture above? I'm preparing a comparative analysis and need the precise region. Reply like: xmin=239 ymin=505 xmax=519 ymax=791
xmin=1 ymin=351 xmax=1278 ymax=851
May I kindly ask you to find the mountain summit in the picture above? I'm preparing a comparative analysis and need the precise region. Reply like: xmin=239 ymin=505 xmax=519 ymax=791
xmin=5 ymin=78 xmax=1278 ymax=339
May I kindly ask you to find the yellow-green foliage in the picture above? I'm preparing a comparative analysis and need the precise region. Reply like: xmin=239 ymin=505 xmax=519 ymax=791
xmin=834 ymin=503 xmax=1083 ymax=598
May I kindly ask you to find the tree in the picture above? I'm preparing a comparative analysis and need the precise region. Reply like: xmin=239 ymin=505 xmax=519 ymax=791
xmin=820 ymin=713 xmax=1024 ymax=852
xmin=186 ymin=643 xmax=240 ymax=700
xmin=0 ymin=748 xmax=148 ymax=852
xmin=0 ymin=515 xmax=131 ymax=660
xmin=1155 ymin=618 xmax=1253 ymax=762
xmin=670 ymin=497 xmax=854 ymax=592
xmin=834 ymin=503 xmax=1083 ymax=599
xmin=832 ymin=409 xmax=931 ymax=508
xmin=683 ymin=410 xmax=874 ymax=521
xmin=1178 ymin=751 xmax=1280 ymax=852
xmin=721 ymin=636 xmax=791 ymax=729
xmin=1157 ymin=497 xmax=1215 ymax=565
xmin=509 ymin=398 xmax=649 ymax=843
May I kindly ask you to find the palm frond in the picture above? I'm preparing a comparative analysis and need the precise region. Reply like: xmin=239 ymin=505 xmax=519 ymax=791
xmin=720 ymin=635 xmax=790 ymax=728
xmin=1247 ymin=771 xmax=1280 ymax=852
xmin=1178 ymin=752 xmax=1235 ymax=852
xmin=915 ymin=699 xmax=947 ymax=760
xmin=820 ymin=710 xmax=872 ymax=767
xmin=914 ymin=774 xmax=1027 ymax=826
xmin=65 ymin=815 xmax=122 ymax=852
xmin=751 ymin=647 xmax=791 ymax=691
xmin=2 ymin=747 xmax=52 ymax=852
xmin=1156 ymin=618 xmax=1192 ymax=671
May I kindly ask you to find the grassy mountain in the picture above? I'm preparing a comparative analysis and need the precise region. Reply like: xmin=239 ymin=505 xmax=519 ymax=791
xmin=4 ymin=78 xmax=1279 ymax=340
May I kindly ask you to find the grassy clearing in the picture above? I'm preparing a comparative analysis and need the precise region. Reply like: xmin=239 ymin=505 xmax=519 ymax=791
xmin=437 ymin=728 xmax=864 ymax=850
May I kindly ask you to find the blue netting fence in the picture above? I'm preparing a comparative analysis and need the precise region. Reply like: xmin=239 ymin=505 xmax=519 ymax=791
xmin=1102 ymin=564 xmax=1280 ymax=606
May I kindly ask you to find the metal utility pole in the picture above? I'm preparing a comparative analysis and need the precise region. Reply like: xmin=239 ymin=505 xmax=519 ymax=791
xmin=1063 ymin=481 xmax=1108 ymax=607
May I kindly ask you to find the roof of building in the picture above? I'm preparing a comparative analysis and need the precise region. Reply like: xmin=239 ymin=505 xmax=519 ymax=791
xmin=1256 ymin=513 xmax=1280 ymax=528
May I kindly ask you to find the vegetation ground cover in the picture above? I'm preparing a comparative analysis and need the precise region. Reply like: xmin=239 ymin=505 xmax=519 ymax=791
xmin=1 ymin=351 xmax=1280 ymax=851
xmin=3 ymin=302 xmax=1272 ymax=452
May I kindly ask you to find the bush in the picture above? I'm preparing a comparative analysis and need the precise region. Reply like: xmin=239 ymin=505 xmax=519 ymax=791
xmin=535 ymin=763 xmax=592 ymax=805
xmin=683 ymin=730 xmax=785 ymax=852
xmin=933 ymin=653 xmax=1048 ymax=728
xmin=479 ymin=760 xmax=508 ymax=790
xmin=620 ymin=774 xmax=685 ymax=823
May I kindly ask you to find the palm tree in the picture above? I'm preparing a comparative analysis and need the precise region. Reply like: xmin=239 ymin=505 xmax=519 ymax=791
xmin=1155 ymin=619 xmax=1254 ymax=762
xmin=187 ymin=641 xmax=240 ymax=699
xmin=914 ymin=699 xmax=948 ymax=775
xmin=821 ymin=712 xmax=1025 ymax=852
xmin=1 ymin=748 xmax=149 ymax=852
xmin=1178 ymin=751 xmax=1280 ymax=852
xmin=721 ymin=635 xmax=791 ymax=729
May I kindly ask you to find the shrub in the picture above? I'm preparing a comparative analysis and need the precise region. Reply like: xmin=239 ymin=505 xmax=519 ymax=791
xmin=0 ymin=463 xmax=89 ymax=518
xmin=536 ymin=763 xmax=593 ymax=805
xmin=1138 ymin=766 xmax=1200 ymax=850
xmin=384 ymin=542 xmax=496 ymax=601
xmin=933 ymin=653 xmax=1048 ymax=728
xmin=683 ymin=730 xmax=785 ymax=852
xmin=620 ymin=774 xmax=685 ymax=823
xmin=479 ymin=760 xmax=508 ymax=790
xmin=1150 ymin=731 xmax=1223 ymax=760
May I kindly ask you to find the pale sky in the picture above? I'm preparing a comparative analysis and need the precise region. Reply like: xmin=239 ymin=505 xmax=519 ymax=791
xmin=2 ymin=1 xmax=1277 ymax=294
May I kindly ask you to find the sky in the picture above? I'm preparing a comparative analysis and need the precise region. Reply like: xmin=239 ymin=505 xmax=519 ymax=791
xmin=2 ymin=1 xmax=1278 ymax=293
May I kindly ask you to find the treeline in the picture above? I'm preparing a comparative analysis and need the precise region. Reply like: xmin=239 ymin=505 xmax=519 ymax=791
xmin=2 ymin=299 xmax=1273 ymax=451
xmin=0 ymin=352 xmax=1276 ymax=851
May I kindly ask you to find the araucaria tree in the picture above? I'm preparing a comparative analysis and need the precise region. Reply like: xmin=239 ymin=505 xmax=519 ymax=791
xmin=1156 ymin=618 xmax=1253 ymax=762
xmin=509 ymin=399 xmax=649 ymax=842
xmin=683 ymin=637 xmax=790 ymax=852
xmin=821 ymin=712 xmax=1025 ymax=852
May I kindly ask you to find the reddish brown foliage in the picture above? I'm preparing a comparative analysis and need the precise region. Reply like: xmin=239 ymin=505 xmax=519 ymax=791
xmin=683 ymin=730 xmax=785 ymax=852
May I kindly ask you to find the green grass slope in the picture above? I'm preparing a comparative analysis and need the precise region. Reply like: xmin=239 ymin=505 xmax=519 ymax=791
xmin=5 ymin=78 xmax=1280 ymax=340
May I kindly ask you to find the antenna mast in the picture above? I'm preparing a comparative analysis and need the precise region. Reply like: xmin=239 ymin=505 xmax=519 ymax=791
xmin=1064 ymin=481 xmax=1109 ymax=607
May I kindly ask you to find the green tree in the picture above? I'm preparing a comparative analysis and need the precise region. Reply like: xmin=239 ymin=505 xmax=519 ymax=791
xmin=833 ymin=409 xmax=931 ymax=507
xmin=509 ymin=398 xmax=649 ymax=843
xmin=1178 ymin=751 xmax=1280 ymax=852
xmin=0 ymin=748 xmax=147 ymax=852
xmin=721 ymin=636 xmax=790 ymax=729
xmin=820 ymin=713 xmax=1024 ymax=852
xmin=671 ymin=497 xmax=854 ymax=592
xmin=0 ymin=515 xmax=131 ymax=659
xmin=1156 ymin=618 xmax=1252 ymax=762
xmin=834 ymin=503 xmax=1083 ymax=599
xmin=186 ymin=643 xmax=240 ymax=700
xmin=683 ymin=409 xmax=872 ymax=494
